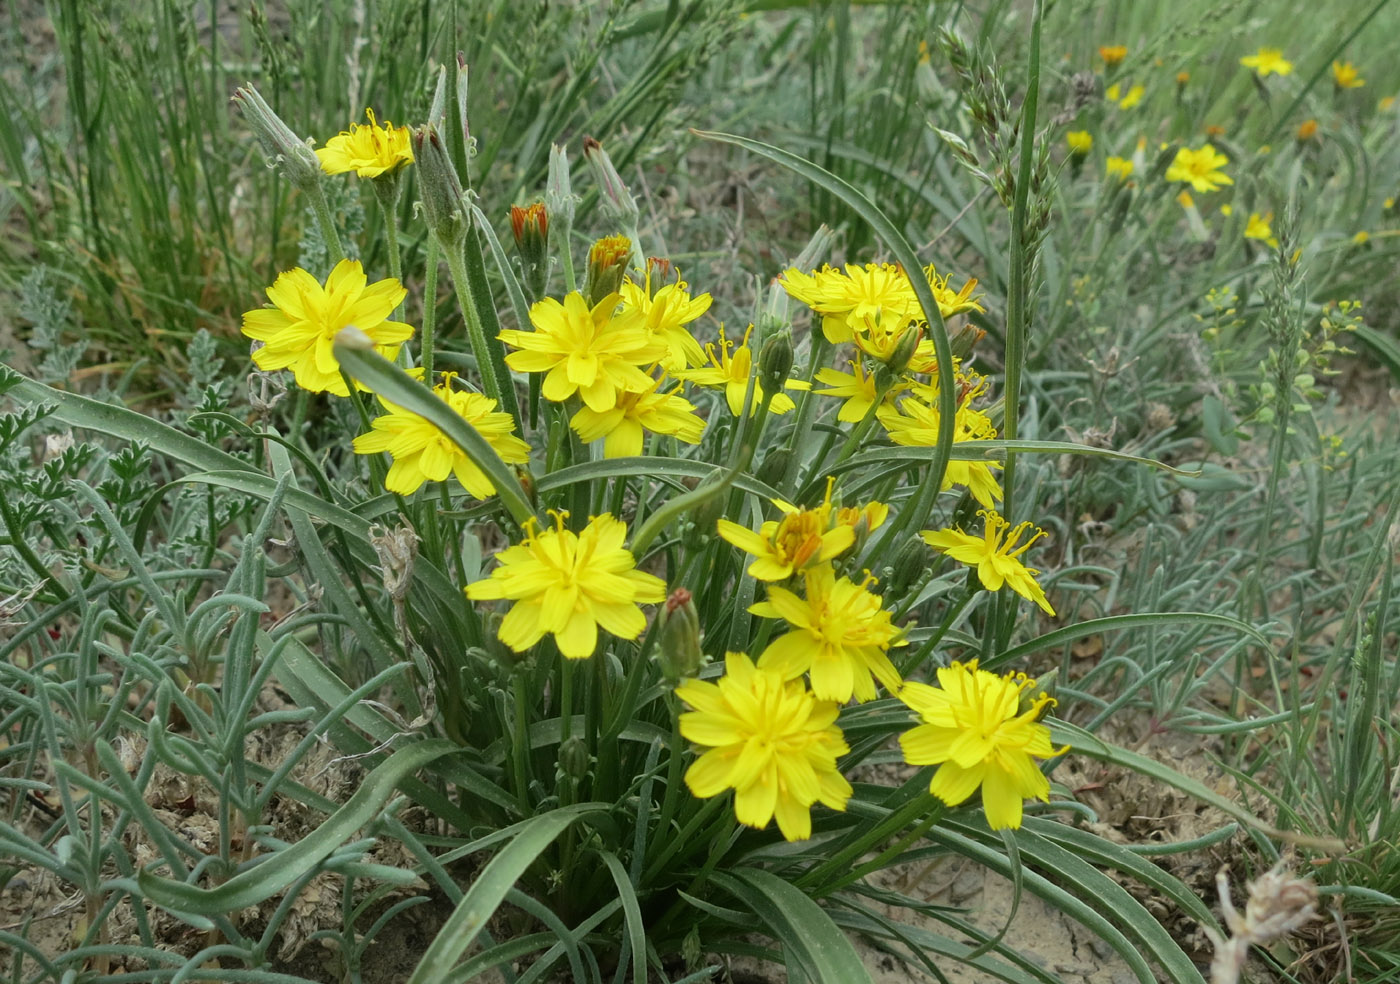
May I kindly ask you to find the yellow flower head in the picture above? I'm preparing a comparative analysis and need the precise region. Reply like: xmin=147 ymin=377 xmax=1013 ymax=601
xmin=920 ymin=509 xmax=1054 ymax=615
xmin=780 ymin=262 xmax=918 ymax=344
xmin=570 ymin=377 xmax=705 ymax=457
xmin=1332 ymin=61 xmax=1364 ymax=89
xmin=499 ymin=292 xmax=667 ymax=412
xmin=315 ymin=109 xmax=414 ymax=178
xmin=465 ymin=511 xmax=665 ymax=659
xmin=1244 ymin=212 xmax=1279 ymax=249
xmin=1165 ymin=144 xmax=1233 ymax=193
xmin=852 ymin=316 xmax=938 ymax=374
xmin=241 ymin=259 xmax=413 ymax=396
xmin=750 ymin=565 xmax=904 ymax=703
xmin=1098 ymin=44 xmax=1127 ymax=66
xmin=352 ymin=371 xmax=530 ymax=496
xmin=674 ymin=324 xmax=797 ymax=416
xmin=1066 ymin=130 xmax=1093 ymax=155
xmin=898 ymin=659 xmax=1065 ymax=830
xmin=1115 ymin=84 xmax=1145 ymax=109
xmin=1241 ymin=47 xmax=1293 ymax=78
xmin=676 ymin=651 xmax=852 ymax=841
xmin=924 ymin=266 xmax=985 ymax=319
xmin=814 ymin=358 xmax=904 ymax=422
xmin=1296 ymin=118 xmax=1319 ymax=141
xmin=717 ymin=480 xmax=858 ymax=582
xmin=615 ymin=272 xmax=711 ymax=371
xmin=1105 ymin=156 xmax=1134 ymax=181
xmin=880 ymin=394 xmax=1004 ymax=508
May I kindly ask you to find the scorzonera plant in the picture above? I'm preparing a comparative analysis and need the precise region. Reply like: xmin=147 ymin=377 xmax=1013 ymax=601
xmin=216 ymin=67 xmax=1081 ymax=973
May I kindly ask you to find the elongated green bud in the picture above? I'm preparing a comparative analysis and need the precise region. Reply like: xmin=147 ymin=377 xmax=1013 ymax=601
xmin=232 ymin=84 xmax=321 ymax=191
xmin=413 ymin=125 xmax=471 ymax=250
xmin=511 ymin=203 xmax=550 ymax=301
xmin=757 ymin=328 xmax=794 ymax=401
xmin=657 ymin=588 xmax=704 ymax=682
xmin=582 ymin=136 xmax=640 ymax=228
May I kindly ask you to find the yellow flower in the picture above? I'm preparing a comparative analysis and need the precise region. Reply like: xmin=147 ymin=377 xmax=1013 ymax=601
xmin=615 ymin=274 xmax=711 ymax=370
xmin=1176 ymin=71 xmax=1191 ymax=86
xmin=1296 ymin=119 xmax=1319 ymax=141
xmin=676 ymin=651 xmax=852 ymax=841
xmin=1176 ymin=190 xmax=1196 ymax=209
xmin=852 ymin=316 xmax=938 ymax=374
xmin=1105 ymin=156 xmax=1134 ymax=181
xmin=1098 ymin=44 xmax=1127 ymax=66
xmin=570 ymin=378 xmax=705 ymax=457
xmin=879 ymin=396 xmax=1004 ymax=508
xmin=750 ymin=565 xmax=904 ymax=703
xmin=780 ymin=263 xmax=981 ymax=344
xmin=1381 ymin=96 xmax=1396 ymax=112
xmin=1241 ymin=47 xmax=1293 ymax=78
xmin=499 ymin=292 xmax=667 ymax=412
xmin=1332 ymin=61 xmax=1364 ymax=89
xmin=717 ymin=482 xmax=856 ymax=582
xmin=1244 ymin=212 xmax=1279 ymax=249
xmin=1353 ymin=230 xmax=1370 ymax=245
xmin=241 ymin=259 xmax=413 ymax=396
xmin=1066 ymin=130 xmax=1093 ymax=155
xmin=674 ymin=324 xmax=797 ymax=415
xmin=814 ymin=359 xmax=902 ymax=422
xmin=920 ymin=510 xmax=1055 ymax=615
xmin=898 ymin=659 xmax=1064 ymax=830
xmin=1165 ymin=144 xmax=1233 ymax=193
xmin=780 ymin=263 xmax=918 ymax=344
xmin=352 ymin=371 xmax=530 ymax=496
xmin=315 ymin=109 xmax=414 ymax=178
xmin=465 ymin=512 xmax=666 ymax=659
xmin=1116 ymin=84 xmax=1144 ymax=109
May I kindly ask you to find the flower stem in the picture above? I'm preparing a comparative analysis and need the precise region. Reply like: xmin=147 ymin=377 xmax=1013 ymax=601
xmin=306 ymin=182 xmax=345 ymax=266
xmin=420 ymin=238 xmax=439 ymax=381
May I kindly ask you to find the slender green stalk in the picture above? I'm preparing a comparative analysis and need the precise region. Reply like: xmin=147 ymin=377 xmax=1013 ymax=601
xmin=420 ymin=238 xmax=440 ymax=381
xmin=372 ymin=177 xmax=403 ymax=285
xmin=306 ymin=183 xmax=346 ymax=265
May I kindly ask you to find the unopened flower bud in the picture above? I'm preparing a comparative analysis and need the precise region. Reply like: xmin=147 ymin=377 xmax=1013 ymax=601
xmin=886 ymin=536 xmax=931 ymax=599
xmin=646 ymin=256 xmax=674 ymax=284
xmin=511 ymin=203 xmax=550 ymax=301
xmin=583 ymin=136 xmax=640 ymax=228
xmin=757 ymin=328 xmax=794 ymax=400
xmin=755 ymin=447 xmax=794 ymax=488
xmin=558 ymin=736 xmax=591 ymax=781
xmin=232 ymin=84 xmax=321 ymax=191
xmin=584 ymin=235 xmax=632 ymax=306
xmin=546 ymin=144 xmax=576 ymax=229
xmin=657 ymin=588 xmax=704 ymax=682
xmin=950 ymin=322 xmax=987 ymax=360
xmin=413 ymin=125 xmax=471 ymax=249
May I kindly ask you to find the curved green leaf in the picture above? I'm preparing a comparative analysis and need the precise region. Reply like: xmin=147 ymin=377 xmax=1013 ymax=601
xmin=985 ymin=612 xmax=1273 ymax=671
xmin=138 ymin=739 xmax=458 ymax=913
xmin=407 ymin=804 xmax=607 ymax=984
xmin=713 ymin=868 xmax=875 ymax=984
xmin=538 ymin=455 xmax=783 ymax=502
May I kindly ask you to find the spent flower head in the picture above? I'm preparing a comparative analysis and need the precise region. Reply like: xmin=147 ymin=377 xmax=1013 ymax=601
xmin=899 ymin=659 xmax=1065 ymax=830
xmin=241 ymin=259 xmax=413 ymax=396
xmin=316 ymin=109 xmax=414 ymax=178
xmin=921 ymin=509 xmax=1055 ymax=615
xmin=676 ymin=651 xmax=852 ymax=841
xmin=465 ymin=512 xmax=666 ymax=659
xmin=352 ymin=371 xmax=530 ymax=496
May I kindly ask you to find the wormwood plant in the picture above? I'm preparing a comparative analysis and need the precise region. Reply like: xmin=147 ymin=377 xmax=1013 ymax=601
xmin=2 ymin=27 xmax=1289 ymax=984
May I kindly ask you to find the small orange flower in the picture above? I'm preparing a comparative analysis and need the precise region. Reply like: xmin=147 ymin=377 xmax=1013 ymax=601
xmin=1098 ymin=44 xmax=1127 ymax=66
xmin=1296 ymin=119 xmax=1319 ymax=141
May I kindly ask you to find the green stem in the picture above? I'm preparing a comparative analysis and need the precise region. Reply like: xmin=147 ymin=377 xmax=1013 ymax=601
xmin=899 ymin=582 xmax=977 ymax=676
xmin=372 ymin=177 xmax=403 ymax=285
xmin=421 ymin=238 xmax=439 ymax=381
xmin=443 ymin=245 xmax=505 ymax=405
xmin=1000 ymin=0 xmax=1043 ymax=527
xmin=796 ymin=793 xmax=936 ymax=890
xmin=512 ymin=675 xmax=532 ymax=813
xmin=305 ymin=182 xmax=346 ymax=266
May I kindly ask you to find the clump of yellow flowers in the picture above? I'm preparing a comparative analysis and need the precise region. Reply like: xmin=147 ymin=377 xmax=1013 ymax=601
xmin=234 ymin=94 xmax=1069 ymax=853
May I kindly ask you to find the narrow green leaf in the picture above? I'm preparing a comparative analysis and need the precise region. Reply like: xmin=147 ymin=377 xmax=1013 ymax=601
xmin=138 ymin=740 xmax=457 ymax=913
xmin=600 ymin=850 xmax=646 ymax=984
xmin=713 ymin=868 xmax=874 ymax=984
xmin=333 ymin=343 xmax=536 ymax=526
xmin=1355 ymin=324 xmax=1400 ymax=383
xmin=408 ymin=804 xmax=606 ymax=984
xmin=985 ymin=612 xmax=1272 ymax=671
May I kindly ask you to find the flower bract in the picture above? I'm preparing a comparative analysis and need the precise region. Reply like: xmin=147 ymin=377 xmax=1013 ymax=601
xmin=676 ymin=651 xmax=852 ymax=841
xmin=898 ymin=659 xmax=1064 ymax=830
xmin=241 ymin=259 xmax=413 ymax=396
xmin=465 ymin=512 xmax=666 ymax=659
